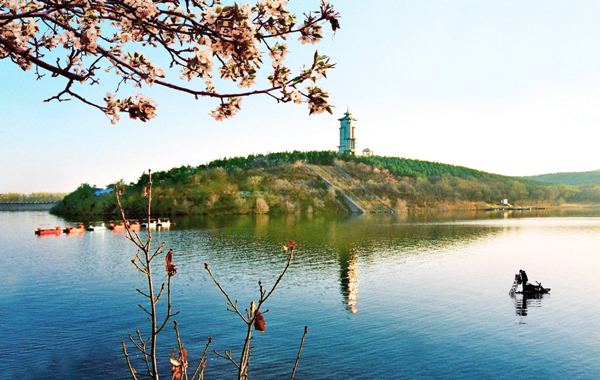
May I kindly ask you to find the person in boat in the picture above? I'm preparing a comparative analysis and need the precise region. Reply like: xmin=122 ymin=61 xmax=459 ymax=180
xmin=519 ymin=269 xmax=532 ymax=292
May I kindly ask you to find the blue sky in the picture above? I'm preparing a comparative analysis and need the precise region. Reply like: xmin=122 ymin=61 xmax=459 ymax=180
xmin=2 ymin=1 xmax=600 ymax=193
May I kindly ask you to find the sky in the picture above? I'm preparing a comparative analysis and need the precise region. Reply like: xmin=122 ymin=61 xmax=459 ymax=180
xmin=2 ymin=1 xmax=600 ymax=193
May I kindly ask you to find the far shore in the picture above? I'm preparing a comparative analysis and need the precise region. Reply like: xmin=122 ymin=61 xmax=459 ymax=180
xmin=0 ymin=203 xmax=57 ymax=211
xmin=394 ymin=201 xmax=600 ymax=213
xmin=2 ymin=201 xmax=599 ymax=215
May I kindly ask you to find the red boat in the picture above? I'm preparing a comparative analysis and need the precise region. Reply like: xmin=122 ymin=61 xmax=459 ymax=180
xmin=64 ymin=224 xmax=86 ymax=233
xmin=108 ymin=221 xmax=141 ymax=230
xmin=35 ymin=226 xmax=61 ymax=235
xmin=108 ymin=222 xmax=126 ymax=230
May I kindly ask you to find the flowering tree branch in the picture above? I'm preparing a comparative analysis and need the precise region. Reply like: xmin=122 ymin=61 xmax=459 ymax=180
xmin=1 ymin=0 xmax=340 ymax=123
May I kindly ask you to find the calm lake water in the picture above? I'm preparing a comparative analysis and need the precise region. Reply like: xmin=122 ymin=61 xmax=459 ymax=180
xmin=1 ymin=209 xmax=600 ymax=380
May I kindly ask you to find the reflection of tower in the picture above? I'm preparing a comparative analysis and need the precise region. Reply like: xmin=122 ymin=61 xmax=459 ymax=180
xmin=338 ymin=109 xmax=357 ymax=155
xmin=339 ymin=248 xmax=359 ymax=313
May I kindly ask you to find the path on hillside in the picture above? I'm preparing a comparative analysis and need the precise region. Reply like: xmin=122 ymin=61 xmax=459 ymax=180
xmin=305 ymin=164 xmax=395 ymax=214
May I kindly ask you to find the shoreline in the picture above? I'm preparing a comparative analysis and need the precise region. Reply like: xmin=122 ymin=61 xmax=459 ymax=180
xmin=0 ymin=203 xmax=57 ymax=211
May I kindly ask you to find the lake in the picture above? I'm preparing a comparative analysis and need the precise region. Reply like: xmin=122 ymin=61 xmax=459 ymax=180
xmin=1 ymin=209 xmax=600 ymax=379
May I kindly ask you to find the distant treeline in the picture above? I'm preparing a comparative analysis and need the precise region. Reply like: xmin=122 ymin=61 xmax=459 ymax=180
xmin=524 ymin=170 xmax=600 ymax=186
xmin=0 ymin=192 xmax=66 ymax=203
xmin=51 ymin=151 xmax=600 ymax=219
xmin=193 ymin=151 xmax=494 ymax=179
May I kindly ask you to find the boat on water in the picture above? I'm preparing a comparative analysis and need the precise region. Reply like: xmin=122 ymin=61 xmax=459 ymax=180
xmin=140 ymin=219 xmax=156 ymax=228
xmin=64 ymin=224 xmax=86 ymax=233
xmin=157 ymin=218 xmax=171 ymax=227
xmin=108 ymin=220 xmax=141 ymax=230
xmin=35 ymin=226 xmax=61 ymax=235
xmin=128 ymin=221 xmax=141 ymax=229
xmin=108 ymin=222 xmax=123 ymax=230
xmin=87 ymin=222 xmax=106 ymax=231
xmin=509 ymin=269 xmax=550 ymax=295
xmin=141 ymin=218 xmax=171 ymax=228
xmin=522 ymin=282 xmax=551 ymax=294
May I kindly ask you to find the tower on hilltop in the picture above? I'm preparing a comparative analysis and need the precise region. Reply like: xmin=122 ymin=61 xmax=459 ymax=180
xmin=338 ymin=109 xmax=357 ymax=155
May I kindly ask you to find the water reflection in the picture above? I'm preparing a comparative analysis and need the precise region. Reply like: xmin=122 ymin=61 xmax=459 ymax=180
xmin=339 ymin=247 xmax=359 ymax=313
xmin=5 ymin=210 xmax=600 ymax=380
xmin=510 ymin=292 xmax=547 ymax=317
xmin=172 ymin=212 xmax=507 ymax=315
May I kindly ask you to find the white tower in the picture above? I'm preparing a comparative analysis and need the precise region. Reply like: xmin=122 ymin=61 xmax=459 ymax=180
xmin=338 ymin=109 xmax=357 ymax=155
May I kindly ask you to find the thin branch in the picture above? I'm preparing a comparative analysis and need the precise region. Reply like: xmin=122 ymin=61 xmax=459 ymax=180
xmin=128 ymin=334 xmax=146 ymax=354
xmin=115 ymin=182 xmax=146 ymax=248
xmin=204 ymin=263 xmax=248 ymax=323
xmin=131 ymin=253 xmax=149 ymax=274
xmin=261 ymin=250 xmax=294 ymax=304
xmin=0 ymin=35 xmax=86 ymax=81
xmin=136 ymin=330 xmax=152 ymax=375
xmin=137 ymin=303 xmax=152 ymax=317
xmin=290 ymin=326 xmax=308 ymax=380
xmin=190 ymin=337 xmax=212 ymax=380
xmin=154 ymin=282 xmax=165 ymax=304
xmin=149 ymin=242 xmax=167 ymax=262
xmin=132 ymin=259 xmax=149 ymax=274
xmin=122 ymin=341 xmax=140 ymax=380
xmin=157 ymin=274 xmax=180 ymax=334
xmin=173 ymin=320 xmax=188 ymax=380
xmin=213 ymin=350 xmax=240 ymax=370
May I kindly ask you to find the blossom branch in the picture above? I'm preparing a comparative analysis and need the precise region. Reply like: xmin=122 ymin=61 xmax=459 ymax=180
xmin=1 ymin=0 xmax=340 ymax=122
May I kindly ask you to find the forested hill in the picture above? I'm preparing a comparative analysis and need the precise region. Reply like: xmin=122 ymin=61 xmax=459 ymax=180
xmin=151 ymin=151 xmax=498 ymax=183
xmin=51 ymin=151 xmax=600 ymax=219
xmin=524 ymin=170 xmax=600 ymax=186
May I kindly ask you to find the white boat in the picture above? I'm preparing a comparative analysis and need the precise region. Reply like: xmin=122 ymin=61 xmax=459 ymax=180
xmin=140 ymin=219 xmax=157 ymax=228
xmin=87 ymin=222 xmax=106 ymax=231
xmin=141 ymin=218 xmax=171 ymax=228
xmin=156 ymin=218 xmax=171 ymax=228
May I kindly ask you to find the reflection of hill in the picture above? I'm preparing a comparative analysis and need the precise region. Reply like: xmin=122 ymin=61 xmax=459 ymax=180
xmin=174 ymin=213 xmax=506 ymax=263
xmin=170 ymin=213 xmax=506 ymax=312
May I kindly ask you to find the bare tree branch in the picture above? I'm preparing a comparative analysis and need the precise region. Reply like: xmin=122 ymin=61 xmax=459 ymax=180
xmin=290 ymin=326 xmax=309 ymax=380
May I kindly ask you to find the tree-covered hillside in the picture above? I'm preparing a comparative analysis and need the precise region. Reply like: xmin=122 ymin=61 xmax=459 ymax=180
xmin=524 ymin=170 xmax=600 ymax=186
xmin=51 ymin=151 xmax=600 ymax=219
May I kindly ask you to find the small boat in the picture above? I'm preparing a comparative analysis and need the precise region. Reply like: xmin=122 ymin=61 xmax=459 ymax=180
xmin=522 ymin=282 xmax=551 ymax=294
xmin=140 ymin=219 xmax=157 ymax=228
xmin=156 ymin=218 xmax=171 ymax=228
xmin=87 ymin=222 xmax=106 ymax=231
xmin=35 ymin=226 xmax=61 ymax=235
xmin=64 ymin=224 xmax=86 ymax=233
xmin=141 ymin=218 xmax=173 ymax=229
xmin=108 ymin=222 xmax=127 ymax=230
xmin=108 ymin=220 xmax=141 ymax=230
xmin=128 ymin=221 xmax=141 ymax=229
xmin=509 ymin=269 xmax=550 ymax=295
